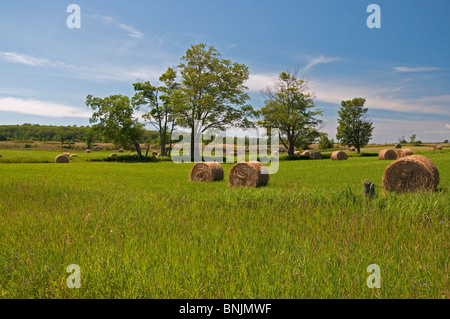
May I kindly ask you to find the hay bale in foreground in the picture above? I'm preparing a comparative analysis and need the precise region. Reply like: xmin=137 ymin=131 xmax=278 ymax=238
xmin=378 ymin=149 xmax=397 ymax=160
xmin=55 ymin=154 xmax=69 ymax=163
xmin=109 ymin=153 xmax=118 ymax=158
xmin=228 ymin=161 xmax=269 ymax=187
xmin=382 ymin=155 xmax=439 ymax=193
xmin=397 ymin=148 xmax=413 ymax=158
xmin=309 ymin=152 xmax=322 ymax=160
xmin=395 ymin=144 xmax=402 ymax=149
xmin=301 ymin=151 xmax=310 ymax=156
xmin=293 ymin=151 xmax=300 ymax=156
xmin=331 ymin=151 xmax=348 ymax=161
xmin=190 ymin=162 xmax=224 ymax=182
xmin=434 ymin=145 xmax=442 ymax=150
xmin=85 ymin=149 xmax=91 ymax=153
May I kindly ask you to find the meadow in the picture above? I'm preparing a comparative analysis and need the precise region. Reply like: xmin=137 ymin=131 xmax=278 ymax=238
xmin=0 ymin=147 xmax=448 ymax=299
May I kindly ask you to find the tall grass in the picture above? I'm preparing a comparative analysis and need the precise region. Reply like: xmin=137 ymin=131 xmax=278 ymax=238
xmin=0 ymin=154 xmax=448 ymax=299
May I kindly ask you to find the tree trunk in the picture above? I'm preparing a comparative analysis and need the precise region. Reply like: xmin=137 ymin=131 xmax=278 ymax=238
xmin=133 ymin=141 xmax=142 ymax=157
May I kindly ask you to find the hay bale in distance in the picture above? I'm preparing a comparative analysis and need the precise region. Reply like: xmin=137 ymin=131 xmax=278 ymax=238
xmin=190 ymin=162 xmax=224 ymax=182
xmin=331 ymin=151 xmax=348 ymax=161
xmin=109 ymin=153 xmax=118 ymax=158
xmin=397 ymin=148 xmax=413 ymax=158
xmin=349 ymin=146 xmax=356 ymax=152
xmin=293 ymin=151 xmax=300 ymax=156
xmin=118 ymin=148 xmax=125 ymax=153
xmin=301 ymin=151 xmax=310 ymax=156
xmin=395 ymin=144 xmax=402 ymax=149
xmin=152 ymin=151 xmax=158 ymax=156
xmin=63 ymin=152 xmax=70 ymax=156
xmin=85 ymin=149 xmax=91 ymax=153
xmin=434 ymin=145 xmax=442 ymax=150
xmin=309 ymin=152 xmax=322 ymax=160
xmin=70 ymin=154 xmax=78 ymax=158
xmin=272 ymin=150 xmax=279 ymax=156
xmin=55 ymin=154 xmax=69 ymax=163
xmin=228 ymin=161 xmax=269 ymax=187
xmin=378 ymin=149 xmax=397 ymax=160
xmin=382 ymin=155 xmax=439 ymax=192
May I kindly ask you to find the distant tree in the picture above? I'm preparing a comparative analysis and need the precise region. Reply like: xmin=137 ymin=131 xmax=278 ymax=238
xmin=444 ymin=139 xmax=449 ymax=144
xmin=409 ymin=133 xmax=417 ymax=144
xmin=175 ymin=43 xmax=255 ymax=159
xmin=258 ymin=71 xmax=323 ymax=156
xmin=336 ymin=97 xmax=374 ymax=153
xmin=398 ymin=135 xmax=407 ymax=144
xmin=86 ymin=94 xmax=145 ymax=156
xmin=318 ymin=133 xmax=334 ymax=150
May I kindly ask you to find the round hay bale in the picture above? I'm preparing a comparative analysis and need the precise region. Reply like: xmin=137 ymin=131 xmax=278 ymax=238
xmin=63 ymin=152 xmax=70 ymax=156
xmin=69 ymin=154 xmax=78 ymax=158
xmin=397 ymin=148 xmax=413 ymax=158
xmin=85 ymin=149 xmax=91 ymax=153
xmin=378 ymin=149 xmax=397 ymax=160
xmin=331 ymin=151 xmax=348 ymax=161
xmin=349 ymin=146 xmax=356 ymax=152
xmin=130 ymin=153 xmax=138 ymax=157
xmin=382 ymin=155 xmax=439 ymax=193
xmin=309 ymin=152 xmax=322 ymax=160
xmin=395 ymin=144 xmax=402 ymax=149
xmin=109 ymin=153 xmax=118 ymax=158
xmin=190 ymin=162 xmax=224 ymax=182
xmin=118 ymin=148 xmax=125 ymax=153
xmin=434 ymin=145 xmax=442 ymax=150
xmin=157 ymin=153 xmax=162 ymax=157
xmin=301 ymin=151 xmax=310 ymax=156
xmin=55 ymin=154 xmax=69 ymax=163
xmin=272 ymin=150 xmax=279 ymax=156
xmin=228 ymin=161 xmax=269 ymax=187
xmin=152 ymin=151 xmax=158 ymax=156
xmin=293 ymin=151 xmax=300 ymax=156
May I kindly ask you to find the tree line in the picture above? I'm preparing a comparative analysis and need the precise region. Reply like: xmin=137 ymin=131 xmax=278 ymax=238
xmin=86 ymin=43 xmax=374 ymax=158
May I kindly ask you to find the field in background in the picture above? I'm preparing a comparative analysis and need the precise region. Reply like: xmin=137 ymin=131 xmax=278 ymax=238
xmin=0 ymin=148 xmax=448 ymax=299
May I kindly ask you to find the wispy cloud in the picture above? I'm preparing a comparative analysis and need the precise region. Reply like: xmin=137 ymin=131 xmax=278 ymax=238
xmin=393 ymin=66 xmax=439 ymax=73
xmin=0 ymin=97 xmax=91 ymax=118
xmin=0 ymin=52 xmax=73 ymax=68
xmin=91 ymin=14 xmax=144 ymax=39
xmin=446 ymin=123 xmax=450 ymax=130
xmin=118 ymin=24 xmax=144 ymax=39
xmin=309 ymin=79 xmax=450 ymax=116
xmin=304 ymin=55 xmax=341 ymax=71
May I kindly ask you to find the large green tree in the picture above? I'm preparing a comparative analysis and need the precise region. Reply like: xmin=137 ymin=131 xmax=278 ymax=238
xmin=132 ymin=67 xmax=180 ymax=157
xmin=258 ymin=71 xmax=323 ymax=156
xmin=86 ymin=94 xmax=145 ymax=156
xmin=336 ymin=97 xmax=374 ymax=153
xmin=175 ymin=43 xmax=255 ymax=159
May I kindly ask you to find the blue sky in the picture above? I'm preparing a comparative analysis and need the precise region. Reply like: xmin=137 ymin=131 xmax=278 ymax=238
xmin=0 ymin=0 xmax=449 ymax=143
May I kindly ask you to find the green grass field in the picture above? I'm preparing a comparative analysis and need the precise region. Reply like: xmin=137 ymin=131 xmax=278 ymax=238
xmin=0 ymin=149 xmax=448 ymax=299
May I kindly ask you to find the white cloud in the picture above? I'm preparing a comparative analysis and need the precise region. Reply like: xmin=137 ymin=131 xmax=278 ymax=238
xmin=118 ymin=24 xmax=144 ymax=39
xmin=91 ymin=14 xmax=144 ymax=39
xmin=309 ymin=79 xmax=450 ymax=116
xmin=0 ymin=97 xmax=91 ymax=118
xmin=304 ymin=55 xmax=341 ymax=71
xmin=393 ymin=66 xmax=439 ymax=73
xmin=446 ymin=124 xmax=450 ymax=129
xmin=0 ymin=52 xmax=73 ymax=68
xmin=245 ymin=73 xmax=278 ymax=92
